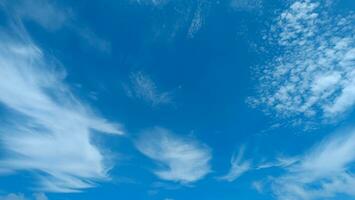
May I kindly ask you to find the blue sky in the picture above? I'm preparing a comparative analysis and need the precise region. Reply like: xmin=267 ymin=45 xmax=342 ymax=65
xmin=0 ymin=0 xmax=355 ymax=199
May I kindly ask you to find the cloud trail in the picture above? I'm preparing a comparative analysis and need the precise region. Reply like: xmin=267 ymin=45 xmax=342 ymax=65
xmin=0 ymin=20 xmax=122 ymax=193
xmin=218 ymin=146 xmax=251 ymax=182
xmin=270 ymin=127 xmax=355 ymax=200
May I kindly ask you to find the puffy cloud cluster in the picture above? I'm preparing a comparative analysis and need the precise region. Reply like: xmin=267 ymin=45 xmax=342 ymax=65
xmin=253 ymin=0 xmax=355 ymax=123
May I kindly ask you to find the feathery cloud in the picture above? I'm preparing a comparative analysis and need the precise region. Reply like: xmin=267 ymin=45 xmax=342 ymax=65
xmin=0 ymin=24 xmax=122 ymax=192
xmin=134 ymin=0 xmax=169 ymax=6
xmin=231 ymin=0 xmax=262 ymax=11
xmin=135 ymin=127 xmax=211 ymax=183
xmin=2 ymin=0 xmax=70 ymax=31
xmin=187 ymin=0 xmax=211 ymax=39
xmin=230 ymin=128 xmax=355 ymax=199
xmin=0 ymin=193 xmax=47 ymax=200
xmin=270 ymin=127 xmax=355 ymax=200
xmin=218 ymin=146 xmax=252 ymax=182
xmin=133 ymin=0 xmax=211 ymax=40
xmin=1 ymin=0 xmax=111 ymax=53
xmin=125 ymin=72 xmax=173 ymax=106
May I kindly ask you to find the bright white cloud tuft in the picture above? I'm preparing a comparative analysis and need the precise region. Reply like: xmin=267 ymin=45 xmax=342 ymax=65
xmin=0 ymin=25 xmax=122 ymax=192
xmin=135 ymin=127 xmax=211 ymax=183
xmin=252 ymin=0 xmax=355 ymax=123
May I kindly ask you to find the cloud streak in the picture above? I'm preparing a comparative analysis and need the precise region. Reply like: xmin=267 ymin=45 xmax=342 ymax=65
xmin=187 ymin=0 xmax=211 ymax=39
xmin=0 ymin=22 xmax=122 ymax=192
xmin=133 ymin=0 xmax=211 ymax=40
xmin=135 ymin=127 xmax=211 ymax=184
xmin=230 ymin=0 xmax=262 ymax=11
xmin=2 ymin=0 xmax=111 ymax=53
xmin=4 ymin=0 xmax=71 ymax=31
xmin=270 ymin=127 xmax=355 ymax=200
xmin=0 ymin=193 xmax=48 ymax=200
xmin=225 ymin=128 xmax=355 ymax=199
xmin=218 ymin=146 xmax=251 ymax=182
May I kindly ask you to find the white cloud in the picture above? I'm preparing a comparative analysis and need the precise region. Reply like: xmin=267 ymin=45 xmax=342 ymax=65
xmin=1 ymin=0 xmax=111 ymax=53
xmin=219 ymin=148 xmax=299 ymax=183
xmin=125 ymin=72 xmax=173 ymax=106
xmin=218 ymin=128 xmax=355 ymax=199
xmin=218 ymin=146 xmax=251 ymax=182
xmin=252 ymin=0 xmax=355 ymax=123
xmin=3 ymin=0 xmax=70 ymax=31
xmin=233 ymin=128 xmax=355 ymax=199
xmin=187 ymin=1 xmax=211 ymax=39
xmin=135 ymin=127 xmax=211 ymax=183
xmin=269 ymin=128 xmax=355 ymax=200
xmin=134 ymin=0 xmax=169 ymax=6
xmin=133 ymin=0 xmax=211 ymax=40
xmin=256 ymin=156 xmax=299 ymax=170
xmin=252 ymin=181 xmax=264 ymax=193
xmin=32 ymin=194 xmax=47 ymax=200
xmin=219 ymin=147 xmax=299 ymax=183
xmin=73 ymin=26 xmax=111 ymax=53
xmin=0 ymin=193 xmax=26 ymax=200
xmin=0 ymin=25 xmax=122 ymax=192
xmin=0 ymin=193 xmax=47 ymax=200
xmin=230 ymin=0 xmax=262 ymax=11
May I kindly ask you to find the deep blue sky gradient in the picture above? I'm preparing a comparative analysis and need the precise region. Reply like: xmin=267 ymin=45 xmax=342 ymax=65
xmin=1 ymin=0 xmax=355 ymax=200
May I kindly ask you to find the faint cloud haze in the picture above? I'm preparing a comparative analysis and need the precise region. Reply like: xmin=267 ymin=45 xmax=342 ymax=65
xmin=125 ymin=71 xmax=173 ymax=106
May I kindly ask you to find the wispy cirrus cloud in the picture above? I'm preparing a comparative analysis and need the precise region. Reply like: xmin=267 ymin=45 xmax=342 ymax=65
xmin=251 ymin=0 xmax=355 ymax=124
xmin=0 ymin=193 xmax=48 ymax=200
xmin=135 ymin=127 xmax=211 ymax=184
xmin=230 ymin=0 xmax=262 ymax=11
xmin=134 ymin=0 xmax=169 ymax=6
xmin=218 ymin=146 xmax=298 ymax=183
xmin=133 ymin=0 xmax=211 ymax=40
xmin=3 ymin=0 xmax=71 ymax=31
xmin=125 ymin=72 xmax=173 ymax=106
xmin=269 ymin=127 xmax=355 ymax=200
xmin=187 ymin=0 xmax=211 ymax=39
xmin=1 ymin=0 xmax=111 ymax=53
xmin=223 ymin=129 xmax=355 ymax=199
xmin=0 ymin=23 xmax=122 ymax=192
xmin=218 ymin=146 xmax=252 ymax=182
